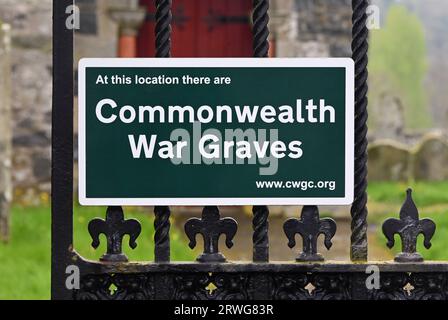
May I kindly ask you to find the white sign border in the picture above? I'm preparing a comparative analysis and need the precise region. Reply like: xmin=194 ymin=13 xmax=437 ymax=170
xmin=78 ymin=58 xmax=354 ymax=206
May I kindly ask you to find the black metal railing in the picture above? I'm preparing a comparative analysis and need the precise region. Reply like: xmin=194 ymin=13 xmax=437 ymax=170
xmin=51 ymin=0 xmax=448 ymax=300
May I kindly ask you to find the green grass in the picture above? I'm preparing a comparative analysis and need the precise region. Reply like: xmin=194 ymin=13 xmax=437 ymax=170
xmin=368 ymin=181 xmax=448 ymax=207
xmin=0 ymin=206 xmax=51 ymax=300
xmin=368 ymin=181 xmax=448 ymax=261
xmin=0 ymin=205 xmax=195 ymax=300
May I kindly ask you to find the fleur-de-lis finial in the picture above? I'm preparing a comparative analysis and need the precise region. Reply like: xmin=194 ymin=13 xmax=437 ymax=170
xmin=382 ymin=188 xmax=436 ymax=262
xmin=88 ymin=206 xmax=142 ymax=262
xmin=185 ymin=206 xmax=237 ymax=263
xmin=283 ymin=206 xmax=337 ymax=262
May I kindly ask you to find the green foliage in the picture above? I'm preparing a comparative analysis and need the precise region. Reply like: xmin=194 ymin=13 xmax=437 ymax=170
xmin=369 ymin=5 xmax=431 ymax=129
xmin=0 ymin=206 xmax=195 ymax=300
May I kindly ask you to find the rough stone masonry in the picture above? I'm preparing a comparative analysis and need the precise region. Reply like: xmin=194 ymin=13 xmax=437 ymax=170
xmin=0 ymin=0 xmax=52 ymax=205
xmin=0 ymin=21 xmax=11 ymax=241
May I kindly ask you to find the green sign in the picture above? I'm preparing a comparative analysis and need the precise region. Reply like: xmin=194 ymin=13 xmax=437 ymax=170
xmin=78 ymin=58 xmax=354 ymax=206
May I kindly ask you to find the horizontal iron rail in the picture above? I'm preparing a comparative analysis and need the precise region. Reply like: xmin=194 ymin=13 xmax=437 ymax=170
xmin=72 ymin=253 xmax=448 ymax=275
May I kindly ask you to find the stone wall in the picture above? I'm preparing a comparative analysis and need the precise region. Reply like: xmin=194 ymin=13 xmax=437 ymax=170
xmin=0 ymin=0 xmax=124 ymax=205
xmin=272 ymin=0 xmax=352 ymax=57
xmin=0 ymin=21 xmax=11 ymax=240
xmin=0 ymin=0 xmax=52 ymax=205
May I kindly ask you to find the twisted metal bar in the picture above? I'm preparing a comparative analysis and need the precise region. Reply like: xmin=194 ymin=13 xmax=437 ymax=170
xmin=252 ymin=1 xmax=270 ymax=262
xmin=153 ymin=0 xmax=172 ymax=262
xmin=154 ymin=206 xmax=170 ymax=262
xmin=350 ymin=0 xmax=369 ymax=261
xmin=253 ymin=0 xmax=270 ymax=57
xmin=155 ymin=0 xmax=172 ymax=57
xmin=253 ymin=206 xmax=269 ymax=262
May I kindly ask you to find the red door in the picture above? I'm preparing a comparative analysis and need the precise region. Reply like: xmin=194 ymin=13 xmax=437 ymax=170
xmin=137 ymin=0 xmax=253 ymax=57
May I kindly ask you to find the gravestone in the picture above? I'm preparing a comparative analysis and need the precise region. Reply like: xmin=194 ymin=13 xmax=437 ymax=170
xmin=368 ymin=142 xmax=410 ymax=181
xmin=0 ymin=23 xmax=12 ymax=242
xmin=413 ymin=133 xmax=448 ymax=181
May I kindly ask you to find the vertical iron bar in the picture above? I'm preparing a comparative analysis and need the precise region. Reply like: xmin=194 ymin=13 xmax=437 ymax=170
xmin=252 ymin=0 xmax=270 ymax=57
xmin=52 ymin=0 xmax=74 ymax=299
xmin=252 ymin=206 xmax=269 ymax=262
xmin=154 ymin=206 xmax=171 ymax=262
xmin=155 ymin=0 xmax=172 ymax=57
xmin=154 ymin=0 xmax=172 ymax=262
xmin=252 ymin=0 xmax=270 ymax=262
xmin=350 ymin=0 xmax=369 ymax=261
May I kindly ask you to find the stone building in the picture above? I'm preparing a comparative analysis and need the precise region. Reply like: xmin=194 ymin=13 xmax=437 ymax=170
xmin=0 ymin=0 xmax=352 ymax=203
xmin=0 ymin=0 xmax=52 ymax=205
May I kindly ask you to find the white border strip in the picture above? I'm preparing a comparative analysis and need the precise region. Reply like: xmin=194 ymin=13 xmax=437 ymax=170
xmin=78 ymin=58 xmax=354 ymax=206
